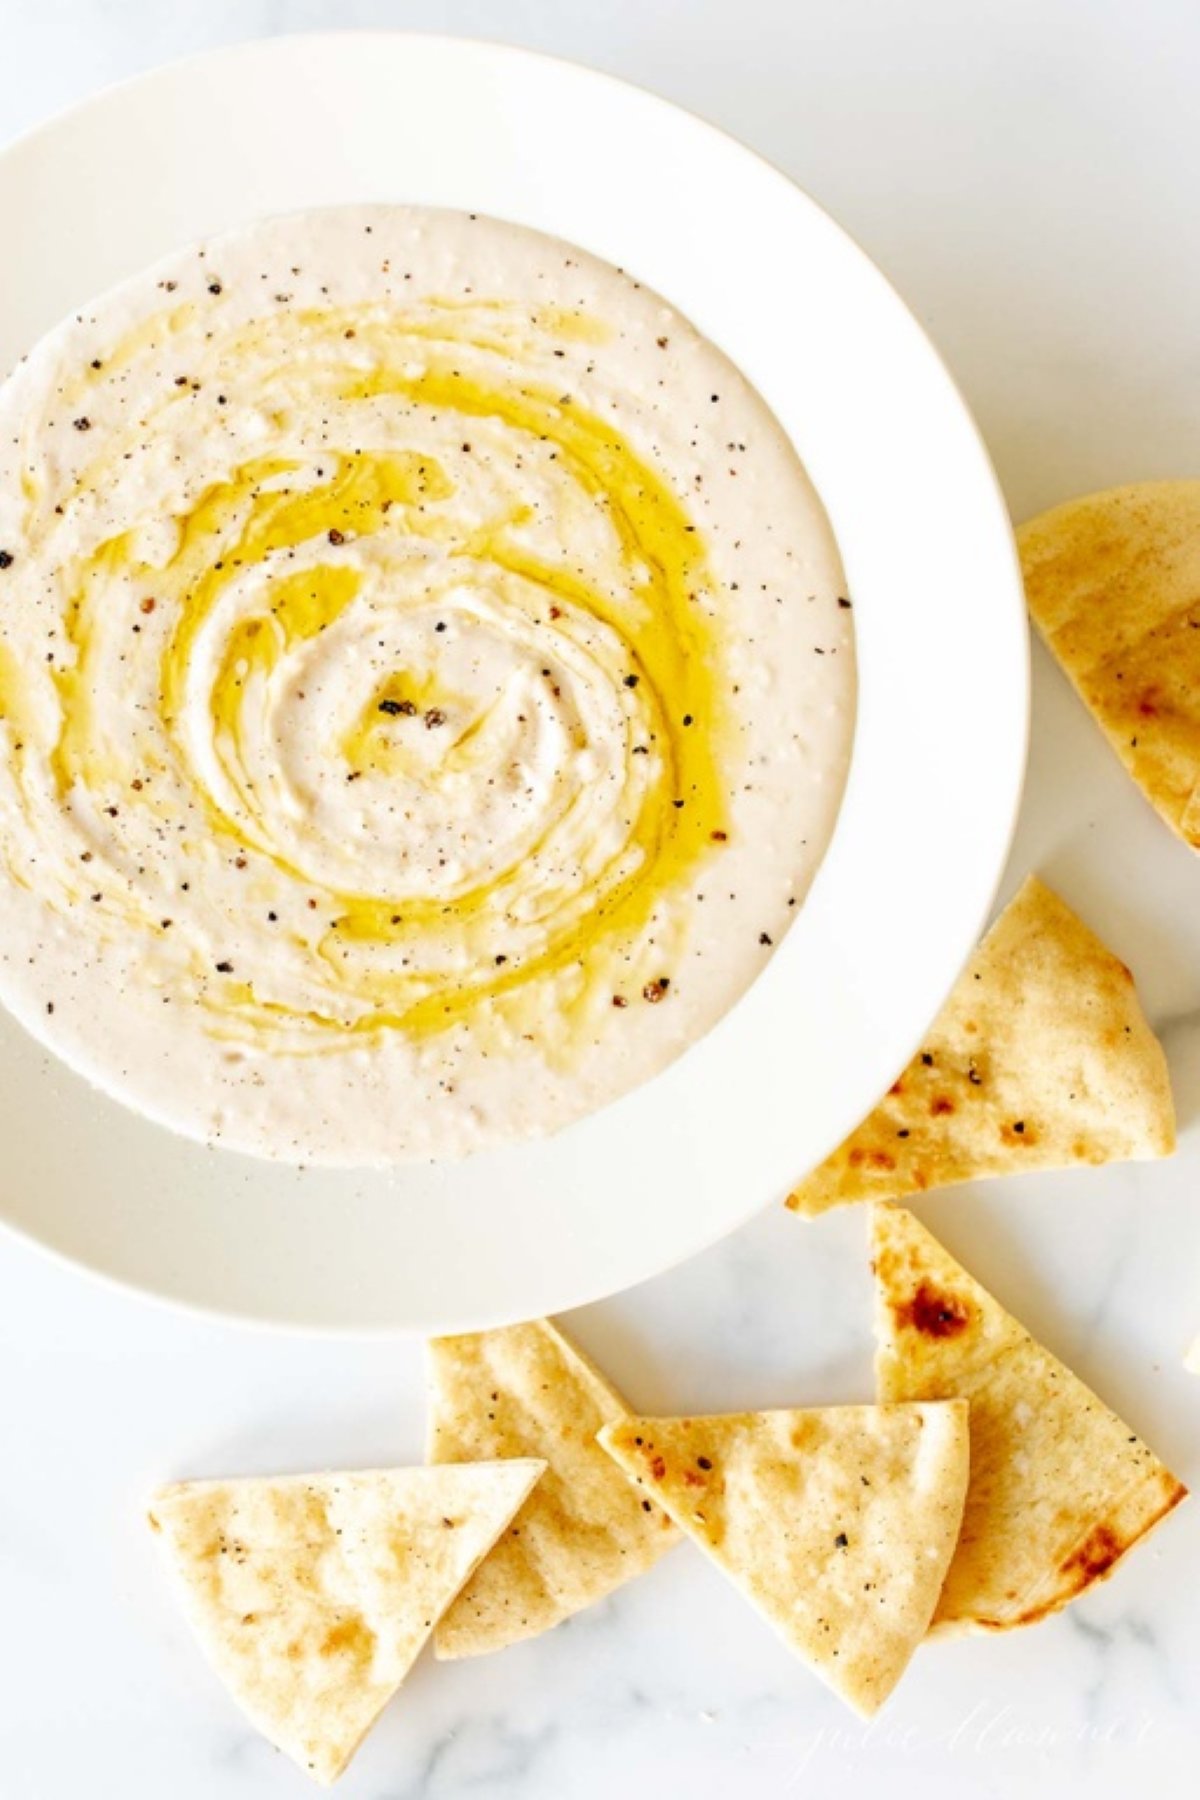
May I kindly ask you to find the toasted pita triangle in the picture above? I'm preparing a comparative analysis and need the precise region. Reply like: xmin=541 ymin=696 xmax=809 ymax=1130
xmin=148 ymin=1461 xmax=543 ymax=1783
xmin=1019 ymin=481 xmax=1200 ymax=849
xmin=429 ymin=1320 xmax=678 ymax=1658
xmin=599 ymin=1402 xmax=968 ymax=1715
xmin=871 ymin=1204 xmax=1186 ymax=1631
xmin=788 ymin=876 xmax=1173 ymax=1217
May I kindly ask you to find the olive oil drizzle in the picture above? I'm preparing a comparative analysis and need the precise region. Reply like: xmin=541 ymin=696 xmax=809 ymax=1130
xmin=26 ymin=298 xmax=731 ymax=1049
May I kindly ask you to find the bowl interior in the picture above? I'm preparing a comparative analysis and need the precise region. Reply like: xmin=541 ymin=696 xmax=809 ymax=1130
xmin=0 ymin=34 xmax=1027 ymax=1330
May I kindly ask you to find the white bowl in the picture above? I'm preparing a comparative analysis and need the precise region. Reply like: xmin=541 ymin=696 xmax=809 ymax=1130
xmin=0 ymin=34 xmax=1027 ymax=1331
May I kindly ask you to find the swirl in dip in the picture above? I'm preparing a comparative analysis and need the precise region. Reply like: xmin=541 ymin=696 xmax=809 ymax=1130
xmin=0 ymin=207 xmax=854 ymax=1164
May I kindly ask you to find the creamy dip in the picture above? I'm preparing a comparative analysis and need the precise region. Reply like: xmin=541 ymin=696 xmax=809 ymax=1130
xmin=0 ymin=206 xmax=854 ymax=1164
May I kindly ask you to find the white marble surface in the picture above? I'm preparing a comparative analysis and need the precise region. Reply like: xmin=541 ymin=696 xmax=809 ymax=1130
xmin=3 ymin=3 xmax=1200 ymax=1796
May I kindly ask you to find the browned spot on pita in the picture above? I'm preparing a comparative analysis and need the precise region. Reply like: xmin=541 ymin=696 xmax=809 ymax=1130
xmin=1060 ymin=1523 xmax=1121 ymax=1585
xmin=899 ymin=1282 xmax=971 ymax=1340
xmin=319 ymin=1618 xmax=375 ymax=1662
xmin=848 ymin=1146 xmax=897 ymax=1171
xmin=1000 ymin=1478 xmax=1190 ymax=1627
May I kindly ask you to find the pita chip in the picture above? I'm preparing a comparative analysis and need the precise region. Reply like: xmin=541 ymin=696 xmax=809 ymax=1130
xmin=599 ymin=1401 xmax=968 ymax=1716
xmin=872 ymin=1203 xmax=1186 ymax=1631
xmin=429 ymin=1319 xmax=678 ymax=1658
xmin=148 ymin=1461 xmax=543 ymax=1783
xmin=788 ymin=876 xmax=1174 ymax=1216
xmin=1019 ymin=480 xmax=1200 ymax=849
